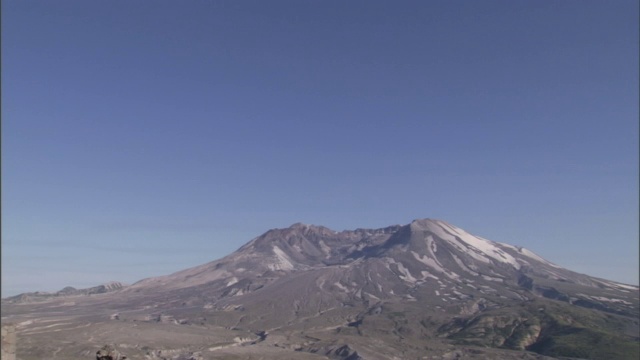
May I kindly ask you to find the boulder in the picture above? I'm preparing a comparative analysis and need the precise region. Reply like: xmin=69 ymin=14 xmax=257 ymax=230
xmin=96 ymin=344 xmax=126 ymax=360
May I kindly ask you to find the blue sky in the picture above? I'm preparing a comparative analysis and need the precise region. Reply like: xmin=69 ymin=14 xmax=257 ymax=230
xmin=2 ymin=0 xmax=638 ymax=296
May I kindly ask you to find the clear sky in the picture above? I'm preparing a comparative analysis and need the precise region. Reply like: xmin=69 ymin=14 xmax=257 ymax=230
xmin=2 ymin=0 xmax=638 ymax=296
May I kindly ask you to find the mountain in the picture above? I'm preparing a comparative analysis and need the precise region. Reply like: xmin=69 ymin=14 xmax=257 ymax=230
xmin=2 ymin=219 xmax=638 ymax=360
xmin=2 ymin=281 xmax=126 ymax=304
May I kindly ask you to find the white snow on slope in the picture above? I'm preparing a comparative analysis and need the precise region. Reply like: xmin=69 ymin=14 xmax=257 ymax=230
xmin=318 ymin=240 xmax=331 ymax=258
xmin=387 ymin=259 xmax=417 ymax=283
xmin=451 ymin=254 xmax=479 ymax=276
xmin=414 ymin=234 xmax=462 ymax=280
xmin=421 ymin=271 xmax=439 ymax=280
xmin=519 ymin=247 xmax=549 ymax=263
xmin=420 ymin=222 xmax=491 ymax=264
xmin=481 ymin=274 xmax=504 ymax=282
xmin=334 ymin=282 xmax=349 ymax=292
xmin=501 ymin=243 xmax=562 ymax=268
xmin=604 ymin=281 xmax=639 ymax=291
xmin=271 ymin=246 xmax=295 ymax=270
xmin=434 ymin=220 xmax=520 ymax=269
xmin=577 ymin=293 xmax=633 ymax=305
xmin=412 ymin=250 xmax=459 ymax=280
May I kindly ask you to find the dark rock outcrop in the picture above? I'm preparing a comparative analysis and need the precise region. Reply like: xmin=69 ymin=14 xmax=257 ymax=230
xmin=96 ymin=344 xmax=126 ymax=360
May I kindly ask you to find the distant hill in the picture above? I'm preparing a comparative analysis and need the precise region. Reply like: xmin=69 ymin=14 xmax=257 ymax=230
xmin=2 ymin=281 xmax=125 ymax=304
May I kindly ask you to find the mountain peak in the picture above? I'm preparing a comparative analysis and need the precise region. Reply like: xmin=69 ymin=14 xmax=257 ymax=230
xmin=288 ymin=222 xmax=315 ymax=230
xmin=284 ymin=222 xmax=336 ymax=234
xmin=410 ymin=217 xmax=438 ymax=228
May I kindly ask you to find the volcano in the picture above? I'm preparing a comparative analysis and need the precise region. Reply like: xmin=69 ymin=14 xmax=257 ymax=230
xmin=2 ymin=219 xmax=638 ymax=360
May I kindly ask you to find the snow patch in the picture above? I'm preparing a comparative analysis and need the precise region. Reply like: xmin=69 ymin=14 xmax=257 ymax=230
xmin=411 ymin=250 xmax=459 ymax=280
xmin=430 ymin=239 xmax=437 ymax=253
xmin=318 ymin=240 xmax=331 ymax=257
xmin=271 ymin=246 xmax=295 ymax=271
xmin=334 ymin=282 xmax=349 ymax=292
xmin=519 ymin=247 xmax=562 ymax=268
xmin=435 ymin=221 xmax=520 ymax=269
xmin=578 ymin=294 xmax=633 ymax=305
xmin=451 ymin=254 xmax=479 ymax=276
xmin=421 ymin=271 xmax=439 ymax=280
xmin=395 ymin=262 xmax=417 ymax=283
xmin=364 ymin=292 xmax=380 ymax=300
xmin=605 ymin=281 xmax=639 ymax=291
xmin=543 ymin=269 xmax=567 ymax=281
xmin=481 ymin=275 xmax=504 ymax=283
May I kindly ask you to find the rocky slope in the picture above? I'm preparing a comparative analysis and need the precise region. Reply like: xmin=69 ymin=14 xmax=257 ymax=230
xmin=2 ymin=219 xmax=638 ymax=360
xmin=124 ymin=219 xmax=638 ymax=319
